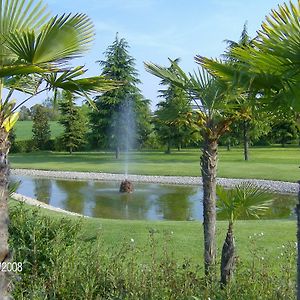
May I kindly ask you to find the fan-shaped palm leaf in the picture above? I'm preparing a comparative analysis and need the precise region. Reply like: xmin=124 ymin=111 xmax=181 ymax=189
xmin=6 ymin=13 xmax=94 ymax=66
xmin=216 ymin=182 xmax=273 ymax=222
xmin=0 ymin=0 xmax=49 ymax=65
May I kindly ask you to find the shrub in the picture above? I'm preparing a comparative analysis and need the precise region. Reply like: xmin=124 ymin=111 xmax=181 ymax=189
xmin=8 ymin=204 xmax=296 ymax=299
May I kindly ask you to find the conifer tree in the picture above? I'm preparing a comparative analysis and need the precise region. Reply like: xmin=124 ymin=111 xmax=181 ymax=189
xmin=59 ymin=91 xmax=88 ymax=154
xmin=90 ymin=34 xmax=151 ymax=157
xmin=32 ymin=105 xmax=51 ymax=150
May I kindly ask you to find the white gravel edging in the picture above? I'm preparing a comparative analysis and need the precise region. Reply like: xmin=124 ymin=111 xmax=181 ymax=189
xmin=11 ymin=168 xmax=299 ymax=194
xmin=12 ymin=193 xmax=86 ymax=217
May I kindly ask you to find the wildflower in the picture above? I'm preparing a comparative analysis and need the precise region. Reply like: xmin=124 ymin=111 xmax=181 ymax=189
xmin=130 ymin=238 xmax=134 ymax=243
xmin=249 ymin=236 xmax=252 ymax=239
xmin=170 ymin=231 xmax=174 ymax=235
xmin=260 ymin=232 xmax=264 ymax=236
xmin=261 ymin=257 xmax=264 ymax=260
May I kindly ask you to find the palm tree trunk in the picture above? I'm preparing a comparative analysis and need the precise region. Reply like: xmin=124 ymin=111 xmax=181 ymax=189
xmin=296 ymin=181 xmax=300 ymax=300
xmin=0 ymin=128 xmax=11 ymax=299
xmin=220 ymin=221 xmax=235 ymax=287
xmin=243 ymin=120 xmax=249 ymax=161
xmin=201 ymin=133 xmax=218 ymax=277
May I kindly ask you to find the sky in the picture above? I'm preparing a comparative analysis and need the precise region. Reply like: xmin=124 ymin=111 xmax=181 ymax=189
xmin=27 ymin=0 xmax=285 ymax=110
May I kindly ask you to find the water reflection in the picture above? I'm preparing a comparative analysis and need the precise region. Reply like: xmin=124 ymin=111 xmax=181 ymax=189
xmin=55 ymin=180 xmax=87 ymax=214
xmin=10 ymin=175 xmax=297 ymax=221
xmin=34 ymin=178 xmax=52 ymax=204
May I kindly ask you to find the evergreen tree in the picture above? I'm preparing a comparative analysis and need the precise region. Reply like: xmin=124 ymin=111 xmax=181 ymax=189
xmin=32 ymin=105 xmax=51 ymax=150
xmin=90 ymin=34 xmax=151 ymax=157
xmin=59 ymin=91 xmax=88 ymax=154
xmin=154 ymin=59 xmax=193 ymax=153
xmin=269 ymin=118 xmax=299 ymax=147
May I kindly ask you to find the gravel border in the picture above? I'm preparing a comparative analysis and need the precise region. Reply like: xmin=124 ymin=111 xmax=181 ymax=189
xmin=11 ymin=168 xmax=299 ymax=194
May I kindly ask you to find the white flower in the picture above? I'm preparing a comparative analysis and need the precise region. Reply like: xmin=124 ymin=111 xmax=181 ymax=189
xmin=130 ymin=238 xmax=134 ymax=243
xmin=170 ymin=231 xmax=174 ymax=235
xmin=260 ymin=232 xmax=264 ymax=236
xmin=261 ymin=257 xmax=264 ymax=260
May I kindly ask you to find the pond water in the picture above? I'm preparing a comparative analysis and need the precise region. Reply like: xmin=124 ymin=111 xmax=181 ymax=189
xmin=10 ymin=175 xmax=297 ymax=221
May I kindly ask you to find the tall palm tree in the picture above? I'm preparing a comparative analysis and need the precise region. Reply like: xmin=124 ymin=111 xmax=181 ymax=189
xmin=0 ymin=1 xmax=118 ymax=297
xmin=198 ymin=1 xmax=300 ymax=297
xmin=145 ymin=60 xmax=243 ymax=277
xmin=216 ymin=182 xmax=273 ymax=286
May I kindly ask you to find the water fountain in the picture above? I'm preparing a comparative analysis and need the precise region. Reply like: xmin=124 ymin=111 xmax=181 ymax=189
xmin=115 ymin=96 xmax=136 ymax=193
xmin=119 ymin=179 xmax=134 ymax=193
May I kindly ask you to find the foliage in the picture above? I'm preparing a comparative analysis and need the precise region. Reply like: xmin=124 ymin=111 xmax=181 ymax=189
xmin=19 ymin=106 xmax=32 ymax=121
xmin=59 ymin=91 xmax=88 ymax=154
xmin=89 ymin=34 xmax=151 ymax=151
xmin=32 ymin=105 xmax=51 ymax=150
xmin=0 ymin=0 xmax=119 ymax=140
xmin=217 ymin=182 xmax=273 ymax=222
xmin=268 ymin=118 xmax=299 ymax=147
xmin=220 ymin=115 xmax=272 ymax=148
xmin=198 ymin=1 xmax=300 ymax=112
xmin=9 ymin=204 xmax=296 ymax=300
xmin=154 ymin=59 xmax=196 ymax=153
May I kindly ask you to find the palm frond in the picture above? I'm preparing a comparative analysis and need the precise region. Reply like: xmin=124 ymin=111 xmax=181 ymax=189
xmin=144 ymin=60 xmax=188 ymax=90
xmin=0 ymin=0 xmax=49 ymax=33
xmin=4 ymin=74 xmax=42 ymax=95
xmin=217 ymin=182 xmax=273 ymax=221
xmin=44 ymin=67 xmax=121 ymax=94
xmin=0 ymin=0 xmax=50 ymax=66
xmin=6 ymin=13 xmax=94 ymax=66
xmin=0 ymin=63 xmax=53 ymax=77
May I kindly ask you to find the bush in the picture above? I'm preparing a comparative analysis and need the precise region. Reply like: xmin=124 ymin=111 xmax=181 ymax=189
xmin=10 ymin=140 xmax=34 ymax=153
xmin=10 ymin=139 xmax=56 ymax=153
xmin=8 ymin=204 xmax=296 ymax=299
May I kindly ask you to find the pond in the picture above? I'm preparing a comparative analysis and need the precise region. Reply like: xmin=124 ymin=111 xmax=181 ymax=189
xmin=10 ymin=175 xmax=297 ymax=221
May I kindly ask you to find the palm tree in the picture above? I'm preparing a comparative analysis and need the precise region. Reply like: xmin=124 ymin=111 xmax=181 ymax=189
xmin=216 ymin=182 xmax=273 ymax=286
xmin=197 ymin=1 xmax=300 ymax=296
xmin=0 ymin=0 xmax=119 ymax=297
xmin=145 ymin=60 xmax=244 ymax=277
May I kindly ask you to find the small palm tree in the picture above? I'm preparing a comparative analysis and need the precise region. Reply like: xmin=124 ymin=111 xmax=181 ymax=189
xmin=216 ymin=182 xmax=273 ymax=286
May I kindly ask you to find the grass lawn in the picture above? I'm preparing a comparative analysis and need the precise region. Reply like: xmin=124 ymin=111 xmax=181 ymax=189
xmin=10 ymin=199 xmax=295 ymax=265
xmin=15 ymin=120 xmax=63 ymax=141
xmin=10 ymin=147 xmax=300 ymax=181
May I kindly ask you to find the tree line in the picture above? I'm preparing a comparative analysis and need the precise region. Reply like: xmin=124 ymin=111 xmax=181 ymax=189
xmin=13 ymin=34 xmax=300 ymax=156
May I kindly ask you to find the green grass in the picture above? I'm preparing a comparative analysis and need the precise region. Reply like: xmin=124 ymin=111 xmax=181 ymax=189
xmin=15 ymin=120 xmax=63 ymax=141
xmin=10 ymin=202 xmax=295 ymax=299
xmin=10 ymin=199 xmax=295 ymax=265
xmin=9 ymin=147 xmax=300 ymax=181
